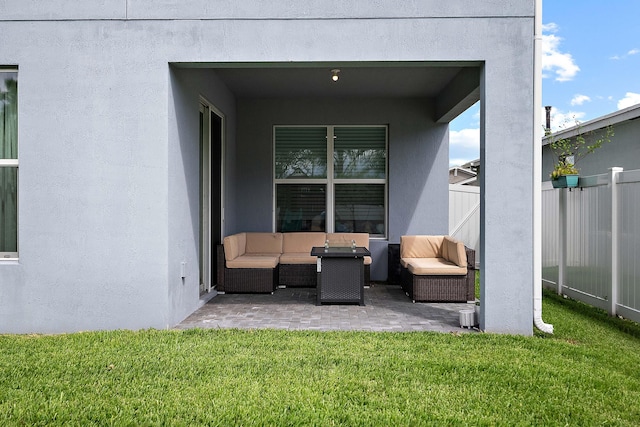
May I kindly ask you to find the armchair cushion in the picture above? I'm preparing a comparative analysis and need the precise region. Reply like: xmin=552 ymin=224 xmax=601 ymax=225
xmin=400 ymin=235 xmax=444 ymax=259
xmin=223 ymin=233 xmax=246 ymax=261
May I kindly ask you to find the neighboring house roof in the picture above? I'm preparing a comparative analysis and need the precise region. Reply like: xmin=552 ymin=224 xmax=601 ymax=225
xmin=449 ymin=159 xmax=480 ymax=185
xmin=542 ymin=103 xmax=640 ymax=146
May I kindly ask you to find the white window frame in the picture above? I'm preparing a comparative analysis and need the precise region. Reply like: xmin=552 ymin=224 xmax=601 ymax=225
xmin=0 ymin=67 xmax=18 ymax=260
xmin=273 ymin=125 xmax=388 ymax=239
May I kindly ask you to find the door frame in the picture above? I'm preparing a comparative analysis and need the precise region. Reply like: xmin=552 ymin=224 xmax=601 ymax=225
xmin=199 ymin=96 xmax=225 ymax=295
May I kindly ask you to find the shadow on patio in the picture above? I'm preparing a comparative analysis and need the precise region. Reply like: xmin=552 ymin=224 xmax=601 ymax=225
xmin=177 ymin=284 xmax=478 ymax=333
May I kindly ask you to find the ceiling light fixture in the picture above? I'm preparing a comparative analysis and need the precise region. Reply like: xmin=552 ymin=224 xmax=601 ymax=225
xmin=331 ymin=69 xmax=340 ymax=82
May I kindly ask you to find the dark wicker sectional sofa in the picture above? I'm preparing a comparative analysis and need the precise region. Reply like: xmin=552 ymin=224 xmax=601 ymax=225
xmin=217 ymin=232 xmax=371 ymax=293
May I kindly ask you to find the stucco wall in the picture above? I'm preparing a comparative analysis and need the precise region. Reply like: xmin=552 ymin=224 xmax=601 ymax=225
xmin=1 ymin=1 xmax=535 ymax=334
xmin=168 ymin=68 xmax=237 ymax=327
xmin=1 ymin=0 xmax=533 ymax=21
xmin=1 ymin=22 xmax=171 ymax=333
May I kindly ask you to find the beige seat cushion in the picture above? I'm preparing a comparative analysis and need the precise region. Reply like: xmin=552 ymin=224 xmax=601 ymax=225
xmin=225 ymin=255 xmax=279 ymax=269
xmin=279 ymin=252 xmax=318 ymax=265
xmin=406 ymin=257 xmax=467 ymax=276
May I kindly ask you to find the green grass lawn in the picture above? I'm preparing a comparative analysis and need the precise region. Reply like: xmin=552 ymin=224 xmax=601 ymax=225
xmin=2 ymin=292 xmax=640 ymax=426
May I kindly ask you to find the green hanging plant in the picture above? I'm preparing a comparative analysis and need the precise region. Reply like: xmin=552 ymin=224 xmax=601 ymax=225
xmin=549 ymin=161 xmax=578 ymax=180
xmin=548 ymin=119 xmax=614 ymax=180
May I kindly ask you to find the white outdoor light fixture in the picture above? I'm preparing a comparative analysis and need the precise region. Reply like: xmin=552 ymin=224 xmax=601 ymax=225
xmin=331 ymin=69 xmax=340 ymax=82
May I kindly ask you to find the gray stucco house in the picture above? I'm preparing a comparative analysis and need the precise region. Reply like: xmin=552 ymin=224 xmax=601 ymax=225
xmin=1 ymin=1 xmax=539 ymax=335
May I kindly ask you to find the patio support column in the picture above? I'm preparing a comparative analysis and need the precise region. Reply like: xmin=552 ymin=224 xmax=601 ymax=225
xmin=479 ymin=51 xmax=535 ymax=335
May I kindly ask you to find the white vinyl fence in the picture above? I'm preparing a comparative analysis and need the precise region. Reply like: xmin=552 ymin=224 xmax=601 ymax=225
xmin=449 ymin=184 xmax=480 ymax=267
xmin=542 ymin=168 xmax=640 ymax=323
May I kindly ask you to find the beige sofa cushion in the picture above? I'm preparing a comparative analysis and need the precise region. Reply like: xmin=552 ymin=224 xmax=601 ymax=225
xmin=245 ymin=233 xmax=283 ymax=255
xmin=444 ymin=236 xmax=467 ymax=267
xmin=223 ymin=233 xmax=246 ymax=261
xmin=400 ymin=235 xmax=444 ymax=259
xmin=226 ymin=255 xmax=279 ymax=269
xmin=406 ymin=258 xmax=467 ymax=276
xmin=278 ymin=252 xmax=318 ymax=265
xmin=282 ymin=232 xmax=327 ymax=253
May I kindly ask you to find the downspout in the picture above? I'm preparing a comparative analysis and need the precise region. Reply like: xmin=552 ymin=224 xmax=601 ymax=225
xmin=533 ymin=0 xmax=554 ymax=334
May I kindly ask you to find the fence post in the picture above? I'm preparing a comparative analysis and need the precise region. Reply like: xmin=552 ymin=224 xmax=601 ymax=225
xmin=558 ymin=188 xmax=566 ymax=295
xmin=609 ymin=167 xmax=623 ymax=316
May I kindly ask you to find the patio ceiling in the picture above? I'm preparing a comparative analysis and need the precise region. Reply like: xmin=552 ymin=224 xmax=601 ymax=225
xmin=180 ymin=62 xmax=481 ymax=122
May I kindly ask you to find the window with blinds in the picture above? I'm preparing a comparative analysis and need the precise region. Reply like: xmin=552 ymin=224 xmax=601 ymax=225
xmin=274 ymin=125 xmax=387 ymax=237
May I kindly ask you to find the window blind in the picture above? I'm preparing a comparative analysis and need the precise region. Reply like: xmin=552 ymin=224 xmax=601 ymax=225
xmin=334 ymin=184 xmax=385 ymax=235
xmin=276 ymin=184 xmax=326 ymax=232
xmin=275 ymin=127 xmax=327 ymax=179
xmin=334 ymin=127 xmax=386 ymax=179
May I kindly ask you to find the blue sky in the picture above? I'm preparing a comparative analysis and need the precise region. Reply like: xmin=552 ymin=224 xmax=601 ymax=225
xmin=449 ymin=0 xmax=640 ymax=167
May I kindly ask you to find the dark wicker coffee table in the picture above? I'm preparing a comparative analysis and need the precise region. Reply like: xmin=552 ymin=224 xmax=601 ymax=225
xmin=311 ymin=247 xmax=371 ymax=306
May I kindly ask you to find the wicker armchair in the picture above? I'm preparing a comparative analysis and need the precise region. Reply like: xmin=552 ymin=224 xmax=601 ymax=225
xmin=400 ymin=236 xmax=475 ymax=303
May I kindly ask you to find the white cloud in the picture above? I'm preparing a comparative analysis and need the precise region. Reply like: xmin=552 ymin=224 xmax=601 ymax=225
xmin=450 ymin=128 xmax=480 ymax=149
xmin=570 ymin=94 xmax=591 ymax=106
xmin=449 ymin=128 xmax=480 ymax=167
xmin=543 ymin=107 xmax=586 ymax=132
xmin=542 ymin=23 xmax=580 ymax=82
xmin=610 ymin=48 xmax=639 ymax=60
xmin=617 ymin=92 xmax=640 ymax=110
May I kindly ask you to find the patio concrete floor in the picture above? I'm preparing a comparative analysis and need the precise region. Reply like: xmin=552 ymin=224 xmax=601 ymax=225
xmin=176 ymin=283 xmax=478 ymax=333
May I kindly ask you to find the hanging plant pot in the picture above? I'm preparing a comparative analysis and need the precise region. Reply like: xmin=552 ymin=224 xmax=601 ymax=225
xmin=551 ymin=174 xmax=579 ymax=189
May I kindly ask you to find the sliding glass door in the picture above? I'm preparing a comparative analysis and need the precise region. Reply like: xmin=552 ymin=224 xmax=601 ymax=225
xmin=199 ymin=100 xmax=224 ymax=295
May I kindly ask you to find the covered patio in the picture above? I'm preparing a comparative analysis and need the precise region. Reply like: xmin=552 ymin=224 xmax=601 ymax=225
xmin=177 ymin=284 xmax=477 ymax=333
xmin=173 ymin=50 xmax=534 ymax=334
